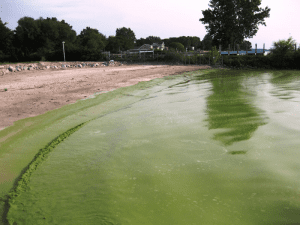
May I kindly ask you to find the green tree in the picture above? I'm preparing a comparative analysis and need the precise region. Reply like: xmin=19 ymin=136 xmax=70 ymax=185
xmin=116 ymin=27 xmax=136 ymax=51
xmin=202 ymin=34 xmax=213 ymax=50
xmin=209 ymin=46 xmax=221 ymax=65
xmin=270 ymin=37 xmax=296 ymax=56
xmin=189 ymin=36 xmax=201 ymax=49
xmin=169 ymin=42 xmax=185 ymax=52
xmin=78 ymin=27 xmax=106 ymax=51
xmin=0 ymin=18 xmax=14 ymax=58
xmin=145 ymin=36 xmax=161 ymax=44
xmin=240 ymin=40 xmax=252 ymax=51
xmin=14 ymin=17 xmax=41 ymax=57
xmin=136 ymin=38 xmax=147 ymax=47
xmin=135 ymin=36 xmax=162 ymax=47
xmin=199 ymin=0 xmax=270 ymax=50
xmin=106 ymin=36 xmax=121 ymax=53
xmin=14 ymin=17 xmax=77 ymax=60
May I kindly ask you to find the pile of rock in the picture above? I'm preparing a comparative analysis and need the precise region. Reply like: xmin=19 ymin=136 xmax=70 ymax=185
xmin=0 ymin=61 xmax=123 ymax=76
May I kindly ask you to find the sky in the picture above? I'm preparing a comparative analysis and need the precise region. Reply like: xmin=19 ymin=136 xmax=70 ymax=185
xmin=1 ymin=0 xmax=300 ymax=50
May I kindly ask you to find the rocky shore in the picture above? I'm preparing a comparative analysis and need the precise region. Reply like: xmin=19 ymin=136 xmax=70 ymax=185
xmin=0 ymin=60 xmax=123 ymax=76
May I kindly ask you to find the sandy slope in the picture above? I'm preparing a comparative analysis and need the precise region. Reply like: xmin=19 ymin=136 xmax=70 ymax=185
xmin=0 ymin=63 xmax=211 ymax=131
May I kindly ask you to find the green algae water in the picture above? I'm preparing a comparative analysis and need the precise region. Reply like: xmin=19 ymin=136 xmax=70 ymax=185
xmin=6 ymin=70 xmax=300 ymax=224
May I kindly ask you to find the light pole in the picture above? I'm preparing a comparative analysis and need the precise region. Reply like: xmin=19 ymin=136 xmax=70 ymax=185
xmin=62 ymin=41 xmax=66 ymax=62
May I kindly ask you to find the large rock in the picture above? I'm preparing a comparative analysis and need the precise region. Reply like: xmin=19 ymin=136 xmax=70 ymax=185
xmin=77 ymin=64 xmax=82 ymax=68
xmin=8 ymin=66 xmax=15 ymax=72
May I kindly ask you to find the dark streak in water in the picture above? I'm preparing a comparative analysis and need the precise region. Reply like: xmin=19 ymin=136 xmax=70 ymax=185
xmin=228 ymin=151 xmax=247 ymax=155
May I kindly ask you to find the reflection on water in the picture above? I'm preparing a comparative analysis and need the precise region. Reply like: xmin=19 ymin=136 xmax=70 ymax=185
xmin=194 ymin=70 xmax=268 ymax=146
xmin=8 ymin=70 xmax=300 ymax=224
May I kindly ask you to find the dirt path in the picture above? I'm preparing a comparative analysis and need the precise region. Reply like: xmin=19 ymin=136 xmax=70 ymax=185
xmin=0 ymin=63 xmax=211 ymax=130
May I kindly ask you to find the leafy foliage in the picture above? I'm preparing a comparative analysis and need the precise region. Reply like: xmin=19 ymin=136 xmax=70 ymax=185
xmin=270 ymin=37 xmax=296 ymax=56
xmin=0 ymin=18 xmax=14 ymax=57
xmin=169 ymin=42 xmax=185 ymax=52
xmin=116 ymin=27 xmax=136 ymax=51
xmin=200 ymin=0 xmax=270 ymax=49
xmin=78 ymin=27 xmax=107 ymax=51
xmin=163 ymin=36 xmax=201 ymax=50
xmin=202 ymin=34 xmax=213 ymax=50
xmin=240 ymin=40 xmax=252 ymax=51
xmin=209 ymin=46 xmax=221 ymax=65
xmin=106 ymin=36 xmax=121 ymax=53
xmin=136 ymin=36 xmax=162 ymax=47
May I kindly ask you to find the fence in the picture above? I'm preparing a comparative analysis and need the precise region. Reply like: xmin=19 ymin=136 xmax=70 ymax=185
xmin=107 ymin=50 xmax=220 ymax=66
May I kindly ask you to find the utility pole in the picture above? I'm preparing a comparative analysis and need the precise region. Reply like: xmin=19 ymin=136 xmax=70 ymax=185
xmin=62 ymin=41 xmax=66 ymax=62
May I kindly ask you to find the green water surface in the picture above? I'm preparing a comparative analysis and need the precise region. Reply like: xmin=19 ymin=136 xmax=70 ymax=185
xmin=6 ymin=70 xmax=300 ymax=224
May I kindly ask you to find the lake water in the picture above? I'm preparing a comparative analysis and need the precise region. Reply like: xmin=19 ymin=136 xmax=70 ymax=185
xmin=8 ymin=70 xmax=300 ymax=224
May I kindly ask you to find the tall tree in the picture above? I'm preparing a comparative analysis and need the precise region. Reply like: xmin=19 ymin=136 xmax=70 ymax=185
xmin=116 ymin=27 xmax=136 ymax=51
xmin=199 ymin=0 xmax=270 ymax=50
xmin=0 ymin=18 xmax=14 ymax=57
xmin=145 ymin=36 xmax=161 ymax=44
xmin=14 ymin=17 xmax=41 ymax=57
xmin=202 ymin=34 xmax=213 ymax=50
xmin=169 ymin=42 xmax=185 ymax=52
xmin=14 ymin=16 xmax=77 ymax=59
xmin=270 ymin=37 xmax=296 ymax=56
xmin=78 ymin=27 xmax=106 ymax=51
xmin=106 ymin=36 xmax=122 ymax=53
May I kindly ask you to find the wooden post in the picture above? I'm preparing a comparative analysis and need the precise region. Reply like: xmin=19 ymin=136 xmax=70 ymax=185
xmin=263 ymin=43 xmax=265 ymax=54
xmin=255 ymin=44 xmax=257 ymax=55
xmin=237 ymin=44 xmax=239 ymax=55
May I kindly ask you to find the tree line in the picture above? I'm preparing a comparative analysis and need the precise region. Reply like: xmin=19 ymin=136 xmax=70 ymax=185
xmin=0 ymin=16 xmax=217 ymax=63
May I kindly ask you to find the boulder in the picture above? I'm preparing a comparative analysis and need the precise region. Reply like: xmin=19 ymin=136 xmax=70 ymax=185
xmin=8 ymin=66 xmax=15 ymax=72
xmin=77 ymin=64 xmax=82 ymax=68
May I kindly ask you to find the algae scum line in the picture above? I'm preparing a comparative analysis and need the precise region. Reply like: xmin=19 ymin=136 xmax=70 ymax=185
xmin=1 ymin=69 xmax=300 ymax=224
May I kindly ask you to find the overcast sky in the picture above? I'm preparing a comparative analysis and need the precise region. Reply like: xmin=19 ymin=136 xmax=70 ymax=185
xmin=1 ymin=0 xmax=299 ymax=49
